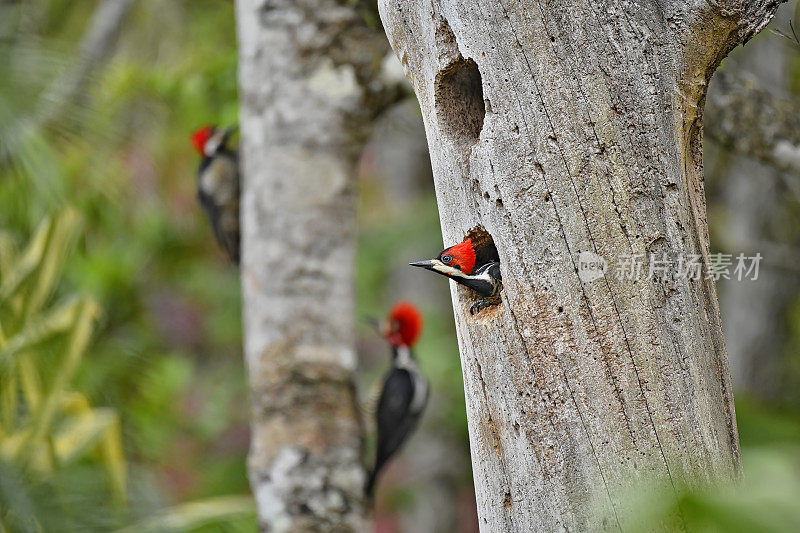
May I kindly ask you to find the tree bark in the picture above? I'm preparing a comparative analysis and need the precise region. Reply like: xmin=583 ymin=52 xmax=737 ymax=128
xmin=379 ymin=0 xmax=783 ymax=530
xmin=235 ymin=1 xmax=387 ymax=531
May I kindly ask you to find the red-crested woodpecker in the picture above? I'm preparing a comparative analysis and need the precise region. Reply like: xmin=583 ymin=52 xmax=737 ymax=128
xmin=410 ymin=234 xmax=502 ymax=315
xmin=191 ymin=125 xmax=240 ymax=264
xmin=366 ymin=301 xmax=428 ymax=497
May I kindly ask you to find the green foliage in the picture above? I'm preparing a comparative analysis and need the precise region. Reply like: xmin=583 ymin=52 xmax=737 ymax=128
xmin=1 ymin=0 xmax=799 ymax=529
xmin=736 ymin=395 xmax=800 ymax=447
xmin=620 ymin=452 xmax=800 ymax=532
xmin=118 ymin=495 xmax=255 ymax=533
xmin=0 ymin=208 xmax=127 ymax=529
xmin=620 ymin=449 xmax=800 ymax=532
xmin=1 ymin=0 xmax=252 ymax=529
xmin=603 ymin=398 xmax=800 ymax=531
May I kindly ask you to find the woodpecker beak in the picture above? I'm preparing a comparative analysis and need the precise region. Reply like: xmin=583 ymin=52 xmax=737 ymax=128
xmin=410 ymin=258 xmax=468 ymax=280
xmin=409 ymin=259 xmax=439 ymax=270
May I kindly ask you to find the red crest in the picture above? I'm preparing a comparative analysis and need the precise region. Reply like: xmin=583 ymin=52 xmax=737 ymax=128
xmin=385 ymin=301 xmax=423 ymax=347
xmin=191 ymin=125 xmax=214 ymax=155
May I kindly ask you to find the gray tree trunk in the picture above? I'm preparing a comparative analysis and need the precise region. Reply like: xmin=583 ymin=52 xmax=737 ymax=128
xmin=379 ymin=0 xmax=783 ymax=530
xmin=710 ymin=22 xmax=799 ymax=401
xmin=235 ymin=1 xmax=387 ymax=530
xmin=718 ymin=158 xmax=790 ymax=398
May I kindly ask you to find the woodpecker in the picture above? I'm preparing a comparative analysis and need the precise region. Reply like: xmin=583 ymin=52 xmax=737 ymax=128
xmin=410 ymin=234 xmax=502 ymax=315
xmin=191 ymin=125 xmax=240 ymax=264
xmin=365 ymin=301 xmax=428 ymax=498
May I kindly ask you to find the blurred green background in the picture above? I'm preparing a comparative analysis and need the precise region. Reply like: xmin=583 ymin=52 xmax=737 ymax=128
xmin=0 ymin=0 xmax=799 ymax=531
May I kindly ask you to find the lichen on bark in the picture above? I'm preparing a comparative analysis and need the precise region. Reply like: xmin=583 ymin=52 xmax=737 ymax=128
xmin=235 ymin=0 xmax=394 ymax=530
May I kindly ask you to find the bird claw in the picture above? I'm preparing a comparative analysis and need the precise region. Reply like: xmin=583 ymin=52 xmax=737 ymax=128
xmin=470 ymin=300 xmax=490 ymax=315
xmin=470 ymin=295 xmax=502 ymax=315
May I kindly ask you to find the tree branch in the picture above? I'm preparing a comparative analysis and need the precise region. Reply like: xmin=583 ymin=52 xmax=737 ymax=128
xmin=726 ymin=0 xmax=789 ymax=43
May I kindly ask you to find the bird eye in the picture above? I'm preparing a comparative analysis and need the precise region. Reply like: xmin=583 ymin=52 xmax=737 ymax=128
xmin=441 ymin=254 xmax=453 ymax=264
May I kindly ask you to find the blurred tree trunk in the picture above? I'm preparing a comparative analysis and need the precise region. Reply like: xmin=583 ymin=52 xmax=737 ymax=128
xmin=235 ymin=1 xmax=387 ymax=530
xmin=708 ymin=29 xmax=800 ymax=401
xmin=380 ymin=0 xmax=782 ymax=530
xmin=718 ymin=158 xmax=791 ymax=398
xmin=707 ymin=71 xmax=800 ymax=177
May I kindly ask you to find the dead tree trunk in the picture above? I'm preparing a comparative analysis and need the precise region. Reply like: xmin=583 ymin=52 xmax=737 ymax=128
xmin=379 ymin=0 xmax=783 ymax=530
xmin=235 ymin=0 xmax=387 ymax=530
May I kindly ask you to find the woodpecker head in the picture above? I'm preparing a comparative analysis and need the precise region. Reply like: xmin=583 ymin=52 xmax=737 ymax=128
xmin=410 ymin=238 xmax=477 ymax=281
xmin=191 ymin=125 xmax=215 ymax=156
xmin=382 ymin=301 xmax=423 ymax=348
xmin=191 ymin=125 xmax=236 ymax=157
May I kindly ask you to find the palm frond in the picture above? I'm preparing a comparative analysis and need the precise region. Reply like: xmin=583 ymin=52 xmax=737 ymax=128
xmin=117 ymin=495 xmax=256 ymax=533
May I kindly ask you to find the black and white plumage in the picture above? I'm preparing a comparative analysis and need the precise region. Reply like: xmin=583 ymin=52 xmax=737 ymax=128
xmin=410 ymin=236 xmax=503 ymax=314
xmin=456 ymin=261 xmax=503 ymax=315
xmin=365 ymin=301 xmax=428 ymax=498
xmin=365 ymin=345 xmax=428 ymax=497
xmin=192 ymin=125 xmax=240 ymax=264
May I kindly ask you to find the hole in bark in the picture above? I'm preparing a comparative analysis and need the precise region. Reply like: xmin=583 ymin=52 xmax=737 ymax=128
xmin=464 ymin=225 xmax=499 ymax=264
xmin=461 ymin=225 xmax=502 ymax=312
xmin=435 ymin=58 xmax=485 ymax=146
xmin=557 ymin=306 xmax=564 ymax=313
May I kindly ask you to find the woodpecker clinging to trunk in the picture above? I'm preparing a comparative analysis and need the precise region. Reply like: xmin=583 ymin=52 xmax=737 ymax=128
xmin=366 ymin=301 xmax=428 ymax=498
xmin=410 ymin=232 xmax=502 ymax=315
xmin=191 ymin=125 xmax=240 ymax=264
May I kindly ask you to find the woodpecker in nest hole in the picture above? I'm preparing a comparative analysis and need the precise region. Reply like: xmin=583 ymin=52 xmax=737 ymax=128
xmin=410 ymin=230 xmax=502 ymax=315
xmin=191 ymin=125 xmax=240 ymax=264
xmin=366 ymin=301 xmax=428 ymax=498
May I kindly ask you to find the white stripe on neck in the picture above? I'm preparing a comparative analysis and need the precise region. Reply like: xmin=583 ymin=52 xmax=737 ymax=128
xmin=394 ymin=346 xmax=427 ymax=413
